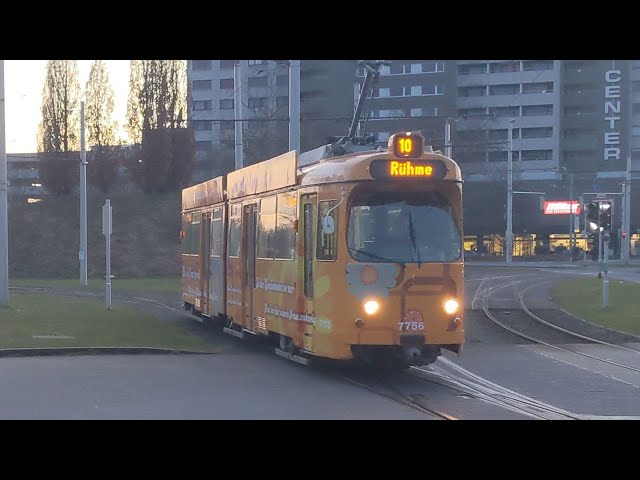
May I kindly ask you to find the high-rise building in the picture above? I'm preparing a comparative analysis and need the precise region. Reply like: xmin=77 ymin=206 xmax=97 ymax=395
xmin=187 ymin=60 xmax=355 ymax=182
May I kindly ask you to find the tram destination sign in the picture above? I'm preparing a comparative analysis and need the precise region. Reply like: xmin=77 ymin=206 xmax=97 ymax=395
xmin=369 ymin=159 xmax=447 ymax=180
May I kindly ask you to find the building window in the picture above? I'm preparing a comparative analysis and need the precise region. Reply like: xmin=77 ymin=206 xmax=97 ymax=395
xmin=422 ymin=84 xmax=443 ymax=95
xmin=193 ymin=120 xmax=212 ymax=131
xmin=633 ymin=103 xmax=640 ymax=115
xmin=248 ymin=97 xmax=266 ymax=108
xmin=193 ymin=100 xmax=212 ymax=111
xmin=522 ymin=104 xmax=553 ymax=116
xmin=489 ymin=84 xmax=520 ymax=95
xmin=277 ymin=75 xmax=288 ymax=87
xmin=458 ymin=86 xmax=486 ymax=97
xmin=521 ymin=127 xmax=553 ymax=138
xmin=632 ymin=126 xmax=640 ymax=137
xmin=276 ymin=96 xmax=288 ymax=108
xmin=411 ymin=108 xmax=422 ymax=117
xmin=562 ymin=83 xmax=597 ymax=95
xmin=220 ymin=60 xmax=239 ymax=68
xmin=423 ymin=61 xmax=444 ymax=73
xmin=633 ymin=81 xmax=640 ymax=92
xmin=220 ymin=78 xmax=234 ymax=89
xmin=458 ymin=63 xmax=487 ymax=75
xmin=459 ymin=108 xmax=487 ymax=117
xmin=521 ymin=149 xmax=553 ymax=161
xmin=488 ymin=151 xmax=508 ymax=162
xmin=193 ymin=80 xmax=211 ymax=91
xmin=220 ymin=99 xmax=234 ymax=110
xmin=192 ymin=60 xmax=211 ymax=71
xmin=390 ymin=87 xmax=403 ymax=97
xmin=377 ymin=87 xmax=390 ymax=97
xmin=489 ymin=61 xmax=520 ymax=73
xmin=390 ymin=63 xmax=403 ymax=75
xmin=248 ymin=76 xmax=268 ymax=87
xmin=220 ymin=120 xmax=235 ymax=131
xmin=377 ymin=109 xmax=405 ymax=118
xmin=488 ymin=129 xmax=508 ymax=141
xmin=489 ymin=106 xmax=519 ymax=117
xmin=248 ymin=60 xmax=264 ymax=66
xmin=522 ymin=82 xmax=554 ymax=94
xmin=522 ymin=60 xmax=554 ymax=71
xmin=564 ymin=105 xmax=594 ymax=116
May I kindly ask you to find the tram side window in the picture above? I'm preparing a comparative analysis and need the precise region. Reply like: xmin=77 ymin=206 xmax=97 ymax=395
xmin=274 ymin=193 xmax=296 ymax=260
xmin=317 ymin=200 xmax=338 ymax=260
xmin=182 ymin=212 xmax=201 ymax=255
xmin=258 ymin=196 xmax=277 ymax=259
xmin=211 ymin=207 xmax=223 ymax=257
xmin=228 ymin=206 xmax=242 ymax=257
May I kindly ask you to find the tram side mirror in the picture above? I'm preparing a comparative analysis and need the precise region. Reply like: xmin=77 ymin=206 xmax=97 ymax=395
xmin=322 ymin=215 xmax=335 ymax=235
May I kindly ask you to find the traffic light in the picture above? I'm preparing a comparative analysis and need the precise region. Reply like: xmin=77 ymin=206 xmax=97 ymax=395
xmin=586 ymin=202 xmax=599 ymax=232
xmin=599 ymin=201 xmax=612 ymax=232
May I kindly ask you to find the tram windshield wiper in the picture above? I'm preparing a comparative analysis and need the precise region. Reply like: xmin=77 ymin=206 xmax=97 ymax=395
xmin=408 ymin=209 xmax=421 ymax=267
xmin=350 ymin=247 xmax=405 ymax=267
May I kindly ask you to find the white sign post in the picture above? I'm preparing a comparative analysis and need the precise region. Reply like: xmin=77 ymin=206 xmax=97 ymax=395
xmin=102 ymin=199 xmax=112 ymax=310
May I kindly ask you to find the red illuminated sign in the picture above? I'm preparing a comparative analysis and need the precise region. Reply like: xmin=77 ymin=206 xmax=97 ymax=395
xmin=543 ymin=201 xmax=581 ymax=215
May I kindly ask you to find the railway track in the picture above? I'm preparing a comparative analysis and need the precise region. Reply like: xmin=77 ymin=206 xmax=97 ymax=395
xmin=479 ymin=275 xmax=640 ymax=375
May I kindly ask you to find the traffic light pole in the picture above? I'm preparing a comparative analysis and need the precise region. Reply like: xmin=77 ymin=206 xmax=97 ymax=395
xmin=598 ymin=208 xmax=603 ymax=279
xmin=603 ymin=239 xmax=610 ymax=308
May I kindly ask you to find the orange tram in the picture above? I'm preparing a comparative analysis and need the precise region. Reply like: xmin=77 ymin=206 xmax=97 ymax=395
xmin=181 ymin=131 xmax=464 ymax=368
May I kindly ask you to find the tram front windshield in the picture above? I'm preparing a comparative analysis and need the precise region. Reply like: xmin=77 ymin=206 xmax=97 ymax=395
xmin=347 ymin=191 xmax=462 ymax=264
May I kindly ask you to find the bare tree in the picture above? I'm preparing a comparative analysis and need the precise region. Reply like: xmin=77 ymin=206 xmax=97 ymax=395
xmin=125 ymin=60 xmax=192 ymax=192
xmin=37 ymin=60 xmax=81 ymax=195
xmin=85 ymin=60 xmax=119 ymax=193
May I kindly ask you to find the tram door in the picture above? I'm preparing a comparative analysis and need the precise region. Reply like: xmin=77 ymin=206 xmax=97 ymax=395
xmin=200 ymin=211 xmax=211 ymax=315
xmin=242 ymin=204 xmax=258 ymax=331
xmin=300 ymin=194 xmax=317 ymax=351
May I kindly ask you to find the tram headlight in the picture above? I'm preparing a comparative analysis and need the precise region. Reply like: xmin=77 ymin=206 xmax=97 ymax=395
xmin=364 ymin=300 xmax=380 ymax=315
xmin=444 ymin=299 xmax=459 ymax=315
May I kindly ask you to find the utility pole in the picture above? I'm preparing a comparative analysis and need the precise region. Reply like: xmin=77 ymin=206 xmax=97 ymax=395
xmin=0 ymin=60 xmax=8 ymax=306
xmin=79 ymin=101 xmax=87 ymax=286
xmin=506 ymin=119 xmax=514 ymax=263
xmin=445 ymin=119 xmax=452 ymax=158
xmin=233 ymin=61 xmax=244 ymax=170
xmin=289 ymin=60 xmax=300 ymax=153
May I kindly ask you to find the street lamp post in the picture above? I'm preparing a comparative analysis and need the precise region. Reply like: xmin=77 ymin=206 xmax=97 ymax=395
xmin=506 ymin=119 xmax=514 ymax=263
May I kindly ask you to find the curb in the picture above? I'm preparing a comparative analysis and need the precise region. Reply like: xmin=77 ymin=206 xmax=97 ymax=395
xmin=0 ymin=346 xmax=217 ymax=358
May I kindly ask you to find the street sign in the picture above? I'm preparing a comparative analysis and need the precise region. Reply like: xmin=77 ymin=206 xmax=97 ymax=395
xmin=543 ymin=201 xmax=581 ymax=215
xmin=103 ymin=200 xmax=112 ymax=310
xmin=102 ymin=200 xmax=112 ymax=236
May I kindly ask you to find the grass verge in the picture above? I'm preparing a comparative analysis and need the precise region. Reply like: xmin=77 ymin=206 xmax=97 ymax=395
xmin=0 ymin=293 xmax=216 ymax=352
xmin=551 ymin=277 xmax=640 ymax=336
